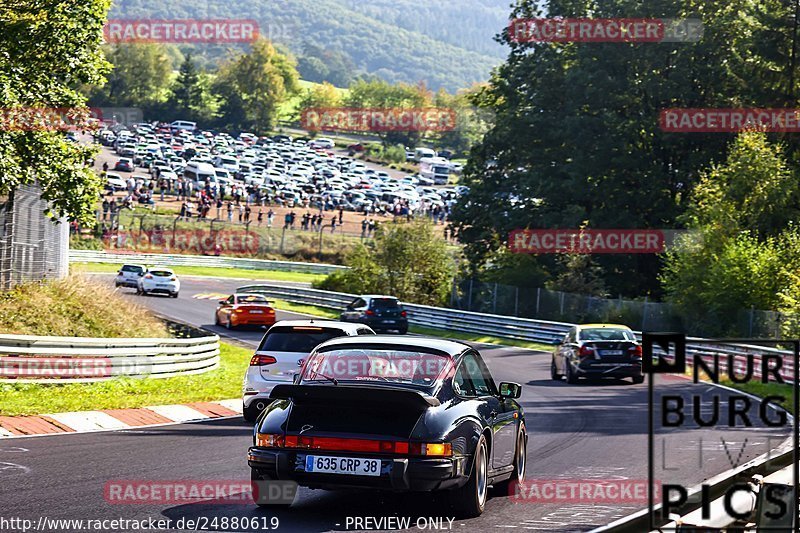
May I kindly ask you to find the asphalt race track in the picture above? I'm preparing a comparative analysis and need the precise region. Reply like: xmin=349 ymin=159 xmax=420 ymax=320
xmin=1 ymin=275 xmax=791 ymax=532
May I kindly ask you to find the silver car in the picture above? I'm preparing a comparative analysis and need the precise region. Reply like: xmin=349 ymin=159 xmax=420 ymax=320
xmin=114 ymin=264 xmax=146 ymax=288
xmin=242 ymin=320 xmax=375 ymax=422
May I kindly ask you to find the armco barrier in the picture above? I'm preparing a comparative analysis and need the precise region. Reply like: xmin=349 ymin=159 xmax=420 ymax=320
xmin=0 ymin=333 xmax=220 ymax=383
xmin=69 ymin=249 xmax=348 ymax=275
xmin=236 ymin=284 xmax=574 ymax=344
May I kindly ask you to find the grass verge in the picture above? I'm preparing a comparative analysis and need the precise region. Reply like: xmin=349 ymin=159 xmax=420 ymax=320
xmin=70 ymin=262 xmax=327 ymax=284
xmin=0 ymin=343 xmax=250 ymax=416
xmin=720 ymin=379 xmax=796 ymax=416
xmin=0 ymin=276 xmax=168 ymax=338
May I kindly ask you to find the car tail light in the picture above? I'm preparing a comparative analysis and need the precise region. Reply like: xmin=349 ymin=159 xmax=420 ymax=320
xmin=578 ymin=346 xmax=595 ymax=358
xmin=256 ymin=433 xmax=284 ymax=448
xmin=250 ymin=354 xmax=277 ymax=366
xmin=144 ymin=274 xmax=153 ymax=279
xmin=365 ymin=310 xmax=375 ymax=316
xmin=629 ymin=345 xmax=643 ymax=358
xmin=273 ymin=436 xmax=452 ymax=456
xmin=400 ymin=310 xmax=407 ymax=318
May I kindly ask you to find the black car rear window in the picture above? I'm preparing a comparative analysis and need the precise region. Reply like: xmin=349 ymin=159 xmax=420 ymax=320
xmin=370 ymin=298 xmax=401 ymax=310
xmin=258 ymin=326 xmax=346 ymax=353
xmin=149 ymin=270 xmax=172 ymax=277
xmin=121 ymin=265 xmax=144 ymax=273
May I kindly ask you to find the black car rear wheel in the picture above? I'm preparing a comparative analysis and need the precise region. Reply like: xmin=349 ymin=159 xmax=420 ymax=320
xmin=632 ymin=374 xmax=645 ymax=384
xmin=550 ymin=358 xmax=561 ymax=380
xmin=565 ymin=361 xmax=579 ymax=384
xmin=451 ymin=435 xmax=488 ymax=518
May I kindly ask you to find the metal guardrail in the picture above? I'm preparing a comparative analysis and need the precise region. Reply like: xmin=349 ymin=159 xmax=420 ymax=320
xmin=69 ymin=250 xmax=349 ymax=275
xmin=236 ymin=284 xmax=574 ymax=344
xmin=235 ymin=284 xmax=799 ymax=371
xmin=0 ymin=333 xmax=220 ymax=383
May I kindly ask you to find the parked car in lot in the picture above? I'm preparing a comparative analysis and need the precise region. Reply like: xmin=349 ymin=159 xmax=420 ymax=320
xmin=248 ymin=336 xmax=526 ymax=517
xmin=114 ymin=264 xmax=146 ymax=288
xmin=105 ymin=173 xmax=126 ymax=192
xmin=114 ymin=158 xmax=134 ymax=172
xmin=551 ymin=324 xmax=644 ymax=384
xmin=215 ymin=294 xmax=276 ymax=330
xmin=242 ymin=320 xmax=375 ymax=422
xmin=136 ymin=268 xmax=180 ymax=298
xmin=339 ymin=295 xmax=408 ymax=334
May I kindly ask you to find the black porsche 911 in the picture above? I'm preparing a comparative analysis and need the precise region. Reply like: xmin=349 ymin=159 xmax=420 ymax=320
xmin=247 ymin=336 xmax=526 ymax=517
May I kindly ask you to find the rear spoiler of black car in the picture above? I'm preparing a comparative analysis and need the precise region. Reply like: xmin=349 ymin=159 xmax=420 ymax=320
xmin=270 ymin=384 xmax=441 ymax=410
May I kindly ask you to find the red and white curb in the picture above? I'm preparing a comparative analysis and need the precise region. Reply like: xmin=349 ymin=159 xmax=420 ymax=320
xmin=0 ymin=400 xmax=242 ymax=438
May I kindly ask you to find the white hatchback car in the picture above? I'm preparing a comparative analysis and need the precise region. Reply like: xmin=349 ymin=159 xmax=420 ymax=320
xmin=136 ymin=268 xmax=180 ymax=298
xmin=242 ymin=320 xmax=375 ymax=422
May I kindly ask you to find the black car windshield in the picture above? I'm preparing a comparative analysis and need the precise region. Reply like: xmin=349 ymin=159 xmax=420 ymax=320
xmin=579 ymin=328 xmax=635 ymax=341
xmin=258 ymin=326 xmax=345 ymax=353
xmin=302 ymin=348 xmax=451 ymax=386
xmin=370 ymin=298 xmax=401 ymax=309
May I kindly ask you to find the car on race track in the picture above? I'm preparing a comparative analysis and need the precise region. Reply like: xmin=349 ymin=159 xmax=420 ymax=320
xmin=215 ymin=294 xmax=276 ymax=330
xmin=136 ymin=268 xmax=180 ymax=298
xmin=550 ymin=324 xmax=644 ymax=384
xmin=339 ymin=295 xmax=408 ymax=334
xmin=114 ymin=264 xmax=146 ymax=288
xmin=248 ymin=336 xmax=526 ymax=517
xmin=242 ymin=321 xmax=375 ymax=422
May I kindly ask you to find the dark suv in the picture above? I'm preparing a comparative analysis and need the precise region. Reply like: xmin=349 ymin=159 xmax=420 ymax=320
xmin=340 ymin=295 xmax=409 ymax=334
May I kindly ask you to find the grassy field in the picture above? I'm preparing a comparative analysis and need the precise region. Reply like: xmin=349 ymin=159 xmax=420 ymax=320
xmin=70 ymin=262 xmax=327 ymax=284
xmin=0 ymin=343 xmax=251 ymax=416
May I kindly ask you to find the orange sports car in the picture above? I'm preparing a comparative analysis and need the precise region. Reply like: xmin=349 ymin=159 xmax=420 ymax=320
xmin=215 ymin=293 xmax=277 ymax=329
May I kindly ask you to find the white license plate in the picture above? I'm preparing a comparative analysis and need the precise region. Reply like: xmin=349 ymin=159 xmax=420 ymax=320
xmin=305 ymin=455 xmax=381 ymax=476
xmin=600 ymin=350 xmax=624 ymax=356
xmin=157 ymin=284 xmax=170 ymax=288
xmin=383 ymin=320 xmax=396 ymax=324
xmin=249 ymin=310 xmax=263 ymax=314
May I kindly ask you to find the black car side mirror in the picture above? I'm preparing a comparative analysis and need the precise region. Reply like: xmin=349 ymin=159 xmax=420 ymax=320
xmin=499 ymin=382 xmax=522 ymax=399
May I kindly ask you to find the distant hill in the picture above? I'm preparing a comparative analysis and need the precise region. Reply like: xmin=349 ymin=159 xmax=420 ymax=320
xmin=109 ymin=0 xmax=511 ymax=91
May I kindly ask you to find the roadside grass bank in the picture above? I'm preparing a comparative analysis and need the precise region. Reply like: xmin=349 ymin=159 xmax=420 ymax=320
xmin=0 ymin=276 xmax=168 ymax=338
xmin=722 ymin=380 xmax=796 ymax=416
xmin=71 ymin=262 xmax=327 ymax=284
xmin=0 ymin=343 xmax=250 ymax=416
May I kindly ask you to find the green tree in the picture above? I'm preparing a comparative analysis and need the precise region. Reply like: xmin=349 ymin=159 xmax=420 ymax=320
xmin=0 ymin=0 xmax=110 ymax=222
xmin=296 ymin=82 xmax=342 ymax=130
xmin=344 ymin=79 xmax=432 ymax=147
xmin=317 ymin=221 xmax=457 ymax=306
xmin=90 ymin=44 xmax=172 ymax=107
xmin=166 ymin=53 xmax=213 ymax=123
xmin=661 ymin=132 xmax=800 ymax=334
xmin=213 ymin=39 xmax=300 ymax=133
xmin=450 ymin=0 xmax=799 ymax=297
